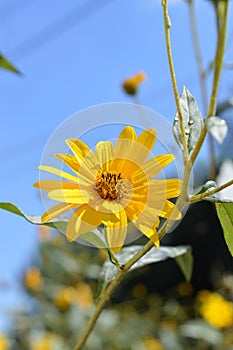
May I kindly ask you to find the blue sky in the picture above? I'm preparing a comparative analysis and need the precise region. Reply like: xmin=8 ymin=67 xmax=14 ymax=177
xmin=0 ymin=0 xmax=233 ymax=330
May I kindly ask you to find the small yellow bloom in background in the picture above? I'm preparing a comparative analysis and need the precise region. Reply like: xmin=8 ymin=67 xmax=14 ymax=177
xmin=0 ymin=332 xmax=10 ymax=350
xmin=35 ymin=125 xmax=182 ymax=253
xmin=122 ymin=71 xmax=147 ymax=95
xmin=74 ymin=282 xmax=93 ymax=308
xmin=197 ymin=290 xmax=233 ymax=329
xmin=37 ymin=225 xmax=51 ymax=242
xmin=32 ymin=334 xmax=56 ymax=350
xmin=53 ymin=283 xmax=93 ymax=310
xmin=143 ymin=337 xmax=164 ymax=350
xmin=24 ymin=266 xmax=43 ymax=290
xmin=53 ymin=286 xmax=75 ymax=310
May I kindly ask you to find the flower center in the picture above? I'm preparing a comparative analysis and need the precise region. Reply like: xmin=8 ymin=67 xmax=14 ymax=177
xmin=95 ymin=170 xmax=131 ymax=201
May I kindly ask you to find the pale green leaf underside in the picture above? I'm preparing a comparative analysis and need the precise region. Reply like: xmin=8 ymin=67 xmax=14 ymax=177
xmin=215 ymin=202 xmax=233 ymax=256
xmin=206 ymin=116 xmax=228 ymax=144
xmin=100 ymin=245 xmax=192 ymax=284
xmin=173 ymin=86 xmax=203 ymax=152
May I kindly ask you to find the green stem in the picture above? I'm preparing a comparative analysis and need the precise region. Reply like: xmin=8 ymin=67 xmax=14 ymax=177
xmin=161 ymin=0 xmax=189 ymax=163
xmin=190 ymin=179 xmax=233 ymax=203
xmin=187 ymin=0 xmax=216 ymax=179
xmin=190 ymin=0 xmax=229 ymax=166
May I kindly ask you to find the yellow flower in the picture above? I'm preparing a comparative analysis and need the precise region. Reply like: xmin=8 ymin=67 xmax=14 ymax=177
xmin=33 ymin=334 xmax=56 ymax=350
xmin=0 ymin=332 xmax=10 ymax=350
xmin=38 ymin=225 xmax=51 ymax=241
xmin=34 ymin=126 xmax=182 ymax=253
xmin=143 ymin=337 xmax=164 ymax=350
xmin=122 ymin=71 xmax=147 ymax=95
xmin=24 ymin=267 xmax=42 ymax=290
xmin=74 ymin=282 xmax=93 ymax=308
xmin=53 ymin=286 xmax=75 ymax=310
xmin=53 ymin=283 xmax=93 ymax=310
xmin=197 ymin=290 xmax=233 ymax=329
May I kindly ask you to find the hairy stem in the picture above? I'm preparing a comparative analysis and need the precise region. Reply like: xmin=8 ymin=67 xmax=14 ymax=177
xmin=162 ymin=0 xmax=189 ymax=163
xmin=187 ymin=0 xmax=216 ymax=179
xmin=190 ymin=179 xmax=233 ymax=203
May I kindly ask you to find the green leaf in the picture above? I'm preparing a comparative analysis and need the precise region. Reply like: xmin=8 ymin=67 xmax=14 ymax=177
xmin=215 ymin=202 xmax=233 ymax=256
xmin=0 ymin=202 xmax=109 ymax=253
xmin=175 ymin=248 xmax=193 ymax=281
xmin=80 ymin=230 xmax=109 ymax=255
xmin=99 ymin=245 xmax=192 ymax=285
xmin=0 ymin=53 xmax=21 ymax=75
xmin=196 ymin=180 xmax=218 ymax=195
xmin=206 ymin=116 xmax=228 ymax=144
xmin=173 ymin=86 xmax=203 ymax=153
xmin=0 ymin=202 xmax=67 ymax=231
xmin=196 ymin=180 xmax=219 ymax=201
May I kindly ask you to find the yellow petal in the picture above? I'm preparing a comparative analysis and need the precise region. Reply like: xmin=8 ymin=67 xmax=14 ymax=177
xmin=54 ymin=153 xmax=80 ymax=173
xmin=41 ymin=203 xmax=76 ymax=222
xmin=132 ymin=154 xmax=175 ymax=184
xmin=105 ymin=210 xmax=128 ymax=254
xmin=39 ymin=165 xmax=78 ymax=183
xmin=136 ymin=128 xmax=156 ymax=152
xmin=114 ymin=126 xmax=136 ymax=159
xmin=124 ymin=200 xmax=146 ymax=222
xmin=48 ymin=188 xmax=89 ymax=204
xmin=66 ymin=205 xmax=101 ymax=242
xmin=95 ymin=141 xmax=114 ymax=171
xmin=34 ymin=180 xmax=79 ymax=191
xmin=118 ymin=126 xmax=137 ymax=142
xmin=66 ymin=139 xmax=90 ymax=161
xmin=65 ymin=139 xmax=98 ymax=183
xmin=154 ymin=200 xmax=182 ymax=220
xmin=100 ymin=200 xmax=123 ymax=215
xmin=100 ymin=211 xmax=121 ymax=225
xmin=131 ymin=129 xmax=156 ymax=165
xmin=140 ymin=227 xmax=160 ymax=247
xmin=129 ymin=206 xmax=160 ymax=246
xmin=148 ymin=179 xmax=182 ymax=199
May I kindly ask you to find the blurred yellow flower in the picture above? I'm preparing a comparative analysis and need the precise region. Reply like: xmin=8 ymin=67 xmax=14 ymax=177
xmin=197 ymin=290 xmax=233 ymax=329
xmin=24 ymin=267 xmax=42 ymax=290
xmin=35 ymin=126 xmax=181 ymax=253
xmin=122 ymin=71 xmax=147 ymax=95
xmin=53 ymin=283 xmax=93 ymax=310
xmin=38 ymin=225 xmax=51 ymax=241
xmin=143 ymin=337 xmax=164 ymax=350
xmin=74 ymin=282 xmax=93 ymax=308
xmin=0 ymin=332 xmax=10 ymax=350
xmin=53 ymin=286 xmax=75 ymax=310
xmin=33 ymin=334 xmax=56 ymax=350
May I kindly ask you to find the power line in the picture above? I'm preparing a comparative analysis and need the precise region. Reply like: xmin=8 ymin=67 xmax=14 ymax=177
xmin=8 ymin=0 xmax=118 ymax=61
xmin=0 ymin=0 xmax=38 ymax=23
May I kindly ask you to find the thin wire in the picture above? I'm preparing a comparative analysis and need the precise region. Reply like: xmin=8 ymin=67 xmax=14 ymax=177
xmin=0 ymin=0 xmax=38 ymax=23
xmin=8 ymin=0 xmax=118 ymax=60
